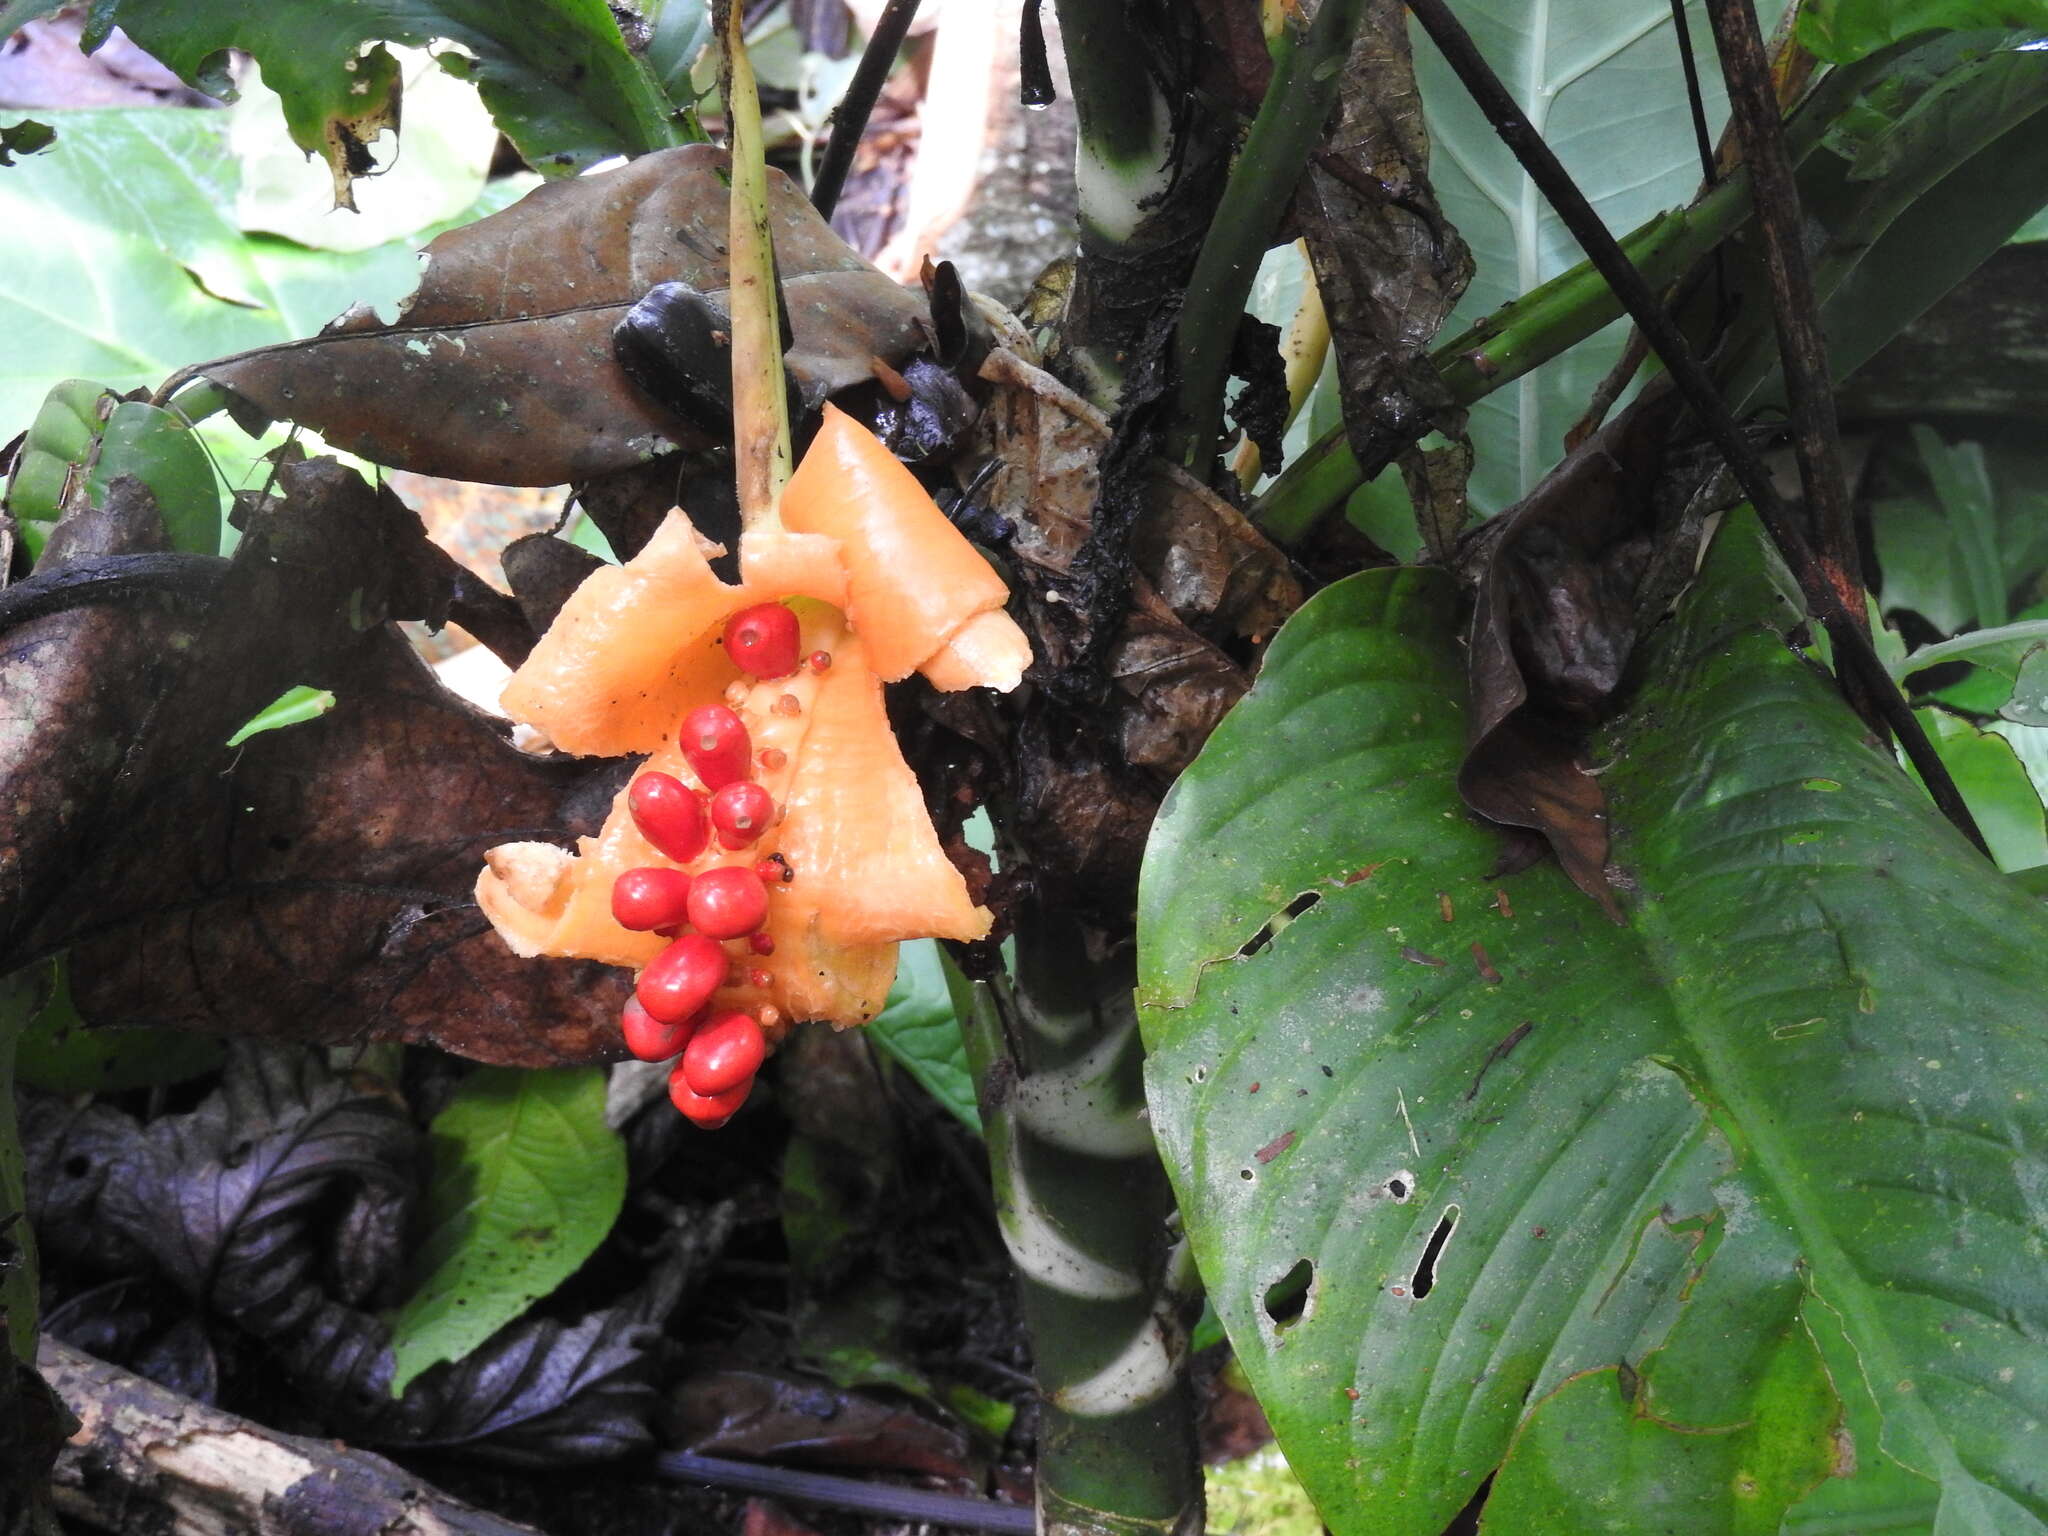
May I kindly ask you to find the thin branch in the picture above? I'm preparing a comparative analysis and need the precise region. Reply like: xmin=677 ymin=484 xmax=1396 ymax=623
xmin=808 ymin=0 xmax=922 ymax=220
xmin=1404 ymin=0 xmax=1988 ymax=857
xmin=658 ymin=1452 xmax=1035 ymax=1534
xmin=1668 ymin=0 xmax=1718 ymax=185
xmin=1702 ymin=0 xmax=1864 ymax=620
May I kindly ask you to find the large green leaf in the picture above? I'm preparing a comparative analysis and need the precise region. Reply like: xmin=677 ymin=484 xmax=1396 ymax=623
xmin=387 ymin=1066 xmax=626 ymax=1397
xmin=1412 ymin=0 xmax=1784 ymax=514
xmin=38 ymin=0 xmax=682 ymax=204
xmin=1137 ymin=515 xmax=2048 ymax=1534
xmin=1801 ymin=0 xmax=2048 ymax=61
xmin=0 ymin=107 xmax=525 ymax=432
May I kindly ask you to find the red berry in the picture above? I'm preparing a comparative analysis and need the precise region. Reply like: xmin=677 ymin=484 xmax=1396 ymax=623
xmin=681 ymin=705 xmax=752 ymax=790
xmin=611 ymin=867 xmax=693 ymax=931
xmin=682 ymin=1011 xmax=767 ymax=1095
xmin=723 ymin=602 xmax=801 ymax=678
xmin=752 ymin=856 xmax=791 ymax=884
xmin=637 ymin=933 xmax=727 ymax=1024
xmin=668 ymin=1065 xmax=751 ymax=1127
xmin=748 ymin=932 xmax=776 ymax=956
xmin=621 ymin=994 xmax=699 ymax=1061
xmin=807 ymin=650 xmax=832 ymax=672
xmin=687 ymin=865 xmax=769 ymax=938
xmin=747 ymin=968 xmax=773 ymax=990
xmin=709 ymin=781 xmax=775 ymax=848
xmin=628 ymin=773 xmax=708 ymax=862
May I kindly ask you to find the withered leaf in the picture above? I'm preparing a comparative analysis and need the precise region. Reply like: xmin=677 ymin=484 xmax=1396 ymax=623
xmin=56 ymin=631 xmax=635 ymax=1067
xmin=665 ymin=1369 xmax=979 ymax=1486
xmin=965 ymin=347 xmax=1304 ymax=900
xmin=94 ymin=1045 xmax=417 ymax=1325
xmin=1298 ymin=0 xmax=1472 ymax=476
xmin=199 ymin=147 xmax=933 ymax=486
xmin=2 ymin=456 xmax=632 ymax=1066
xmin=1457 ymin=390 xmax=1686 ymax=917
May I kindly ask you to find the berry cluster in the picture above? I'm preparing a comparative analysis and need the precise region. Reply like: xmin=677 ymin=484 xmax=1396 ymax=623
xmin=610 ymin=602 xmax=809 ymax=1127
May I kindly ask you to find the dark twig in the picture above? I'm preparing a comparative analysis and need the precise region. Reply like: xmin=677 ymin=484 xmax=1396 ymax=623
xmin=808 ymin=0 xmax=923 ymax=219
xmin=1668 ymin=0 xmax=1718 ymax=185
xmin=657 ymin=1452 xmax=1036 ymax=1534
xmin=1405 ymin=0 xmax=1988 ymax=856
xmin=1702 ymin=0 xmax=1864 ymax=620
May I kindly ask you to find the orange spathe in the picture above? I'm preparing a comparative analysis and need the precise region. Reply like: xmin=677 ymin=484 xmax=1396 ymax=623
xmin=477 ymin=407 xmax=1021 ymax=1031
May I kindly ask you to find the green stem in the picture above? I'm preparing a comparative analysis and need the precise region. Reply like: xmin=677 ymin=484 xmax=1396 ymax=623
xmin=1165 ymin=0 xmax=1368 ymax=469
xmin=952 ymin=911 xmax=1203 ymax=1536
xmin=1252 ymin=168 xmax=1755 ymax=542
xmin=1050 ymin=0 xmax=1228 ymax=405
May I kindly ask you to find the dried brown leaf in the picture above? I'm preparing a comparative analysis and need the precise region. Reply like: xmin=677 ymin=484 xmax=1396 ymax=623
xmin=1298 ymin=0 xmax=1473 ymax=470
xmin=201 ymin=146 xmax=932 ymax=486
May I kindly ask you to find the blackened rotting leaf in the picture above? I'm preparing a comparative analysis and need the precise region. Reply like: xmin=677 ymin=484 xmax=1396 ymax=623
xmin=665 ymin=1369 xmax=980 ymax=1487
xmin=94 ymin=1045 xmax=418 ymax=1326
xmin=195 ymin=146 xmax=932 ymax=487
xmin=1226 ymin=314 xmax=1288 ymax=479
xmin=613 ymin=281 xmax=739 ymax=436
xmin=871 ymin=357 xmax=981 ymax=465
xmin=16 ymin=1093 xmax=148 ymax=1275
xmin=44 ymin=1282 xmax=221 ymax=1405
xmin=1297 ymin=0 xmax=1473 ymax=479
xmin=1457 ymin=388 xmax=1690 ymax=916
xmin=275 ymin=1292 xmax=665 ymax=1466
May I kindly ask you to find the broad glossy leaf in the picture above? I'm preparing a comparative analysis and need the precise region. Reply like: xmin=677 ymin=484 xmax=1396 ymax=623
xmin=1138 ymin=514 xmax=2048 ymax=1534
xmin=102 ymin=0 xmax=680 ymax=204
xmin=0 ymin=108 xmax=519 ymax=432
xmin=1728 ymin=30 xmax=2048 ymax=412
xmin=1912 ymin=708 xmax=2048 ymax=873
xmin=388 ymin=1066 xmax=626 ymax=1396
xmin=1800 ymin=0 xmax=2048 ymax=61
xmin=1412 ymin=0 xmax=1785 ymax=513
xmin=866 ymin=940 xmax=979 ymax=1132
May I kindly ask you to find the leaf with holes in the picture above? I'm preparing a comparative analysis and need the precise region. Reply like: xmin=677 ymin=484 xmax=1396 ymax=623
xmin=1137 ymin=512 xmax=2048 ymax=1535
xmin=69 ymin=0 xmax=681 ymax=205
xmin=1411 ymin=0 xmax=1786 ymax=513
xmin=387 ymin=1065 xmax=626 ymax=1397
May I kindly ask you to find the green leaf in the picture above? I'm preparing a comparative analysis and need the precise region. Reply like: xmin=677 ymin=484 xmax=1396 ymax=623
xmin=644 ymin=0 xmax=712 ymax=105
xmin=104 ymin=0 xmax=680 ymax=203
xmin=1800 ymin=0 xmax=2048 ymax=62
xmin=91 ymin=399 xmax=224 ymax=554
xmin=0 ymin=108 xmax=525 ymax=433
xmin=1911 ymin=708 xmax=2048 ymax=872
xmin=0 ymin=116 xmax=55 ymax=167
xmin=1730 ymin=31 xmax=2048 ymax=414
xmin=1900 ymin=611 xmax=2048 ymax=722
xmin=12 ymin=956 xmax=224 ymax=1095
xmin=1411 ymin=0 xmax=1787 ymax=514
xmin=1138 ymin=513 xmax=2048 ymax=1534
xmin=226 ymin=685 xmax=339 ymax=747
xmin=866 ymin=940 xmax=980 ymax=1132
xmin=387 ymin=1066 xmax=626 ymax=1397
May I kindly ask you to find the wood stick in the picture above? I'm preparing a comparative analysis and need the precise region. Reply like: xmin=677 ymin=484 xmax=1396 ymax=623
xmin=39 ymin=1337 xmax=545 ymax=1536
